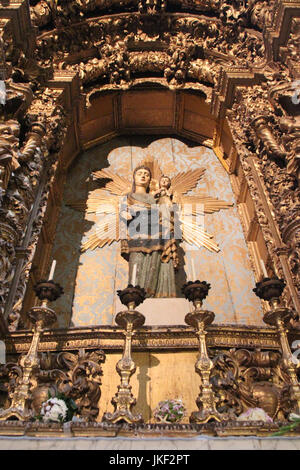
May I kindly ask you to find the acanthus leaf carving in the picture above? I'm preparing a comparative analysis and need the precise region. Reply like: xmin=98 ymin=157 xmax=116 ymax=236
xmin=225 ymin=74 xmax=300 ymax=310
xmin=3 ymin=349 xmax=106 ymax=421
xmin=251 ymin=115 xmax=286 ymax=164
xmin=211 ymin=348 xmax=292 ymax=421
xmin=0 ymin=349 xmax=106 ymax=421
xmin=0 ymin=224 xmax=17 ymax=319
xmin=138 ymin=0 xmax=166 ymax=15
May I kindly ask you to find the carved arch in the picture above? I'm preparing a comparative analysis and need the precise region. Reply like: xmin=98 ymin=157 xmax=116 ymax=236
xmin=17 ymin=86 xmax=280 ymax=327
xmin=0 ymin=0 xmax=299 ymax=333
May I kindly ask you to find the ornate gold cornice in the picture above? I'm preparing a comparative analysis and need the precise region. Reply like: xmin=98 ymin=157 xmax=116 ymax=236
xmin=210 ymin=68 xmax=266 ymax=120
xmin=5 ymin=324 xmax=282 ymax=354
xmin=264 ymin=0 xmax=300 ymax=61
xmin=0 ymin=419 xmax=282 ymax=438
xmin=0 ymin=0 xmax=33 ymax=52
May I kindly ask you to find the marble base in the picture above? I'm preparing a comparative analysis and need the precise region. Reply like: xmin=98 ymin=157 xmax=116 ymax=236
xmin=1 ymin=435 xmax=300 ymax=450
xmin=114 ymin=298 xmax=193 ymax=326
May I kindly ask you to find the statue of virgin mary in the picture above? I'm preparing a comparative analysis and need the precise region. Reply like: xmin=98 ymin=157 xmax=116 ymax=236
xmin=75 ymin=159 xmax=232 ymax=298
xmin=120 ymin=165 xmax=178 ymax=298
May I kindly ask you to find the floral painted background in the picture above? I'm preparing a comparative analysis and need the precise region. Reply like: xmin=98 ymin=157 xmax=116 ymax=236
xmin=50 ymin=136 xmax=262 ymax=328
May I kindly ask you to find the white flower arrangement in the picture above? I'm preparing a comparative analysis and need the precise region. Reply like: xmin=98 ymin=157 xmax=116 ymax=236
xmin=40 ymin=397 xmax=68 ymax=423
xmin=237 ymin=407 xmax=273 ymax=423
xmin=153 ymin=399 xmax=186 ymax=424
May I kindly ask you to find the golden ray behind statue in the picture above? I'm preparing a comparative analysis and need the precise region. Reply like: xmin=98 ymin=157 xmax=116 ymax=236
xmin=69 ymin=156 xmax=232 ymax=254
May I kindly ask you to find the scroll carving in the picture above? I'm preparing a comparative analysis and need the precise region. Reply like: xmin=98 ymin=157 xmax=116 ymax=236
xmin=286 ymin=227 xmax=300 ymax=303
xmin=279 ymin=18 xmax=300 ymax=78
xmin=251 ymin=116 xmax=286 ymax=164
xmin=0 ymin=0 xmax=298 ymax=373
xmin=0 ymin=120 xmax=21 ymax=197
xmin=0 ymin=349 xmax=106 ymax=421
xmin=34 ymin=7 xmax=266 ymax=91
xmin=101 ymin=39 xmax=131 ymax=86
xmin=138 ymin=0 xmax=166 ymax=15
xmin=225 ymin=72 xmax=300 ymax=312
xmin=249 ymin=0 xmax=272 ymax=30
xmin=0 ymin=361 xmax=24 ymax=410
xmin=212 ymin=348 xmax=292 ymax=420
xmin=8 ymin=186 xmax=51 ymax=332
xmin=246 ymin=79 xmax=300 ymax=301
xmin=53 ymin=349 xmax=105 ymax=421
xmin=0 ymin=224 xmax=17 ymax=319
xmin=0 ymin=113 xmax=46 ymax=322
xmin=1 ymin=346 xmax=295 ymax=423
xmin=251 ymin=81 xmax=300 ymax=186
xmin=0 ymin=72 xmax=68 ymax=329
xmin=2 ymin=345 xmax=297 ymax=423
xmin=164 ymin=34 xmax=196 ymax=87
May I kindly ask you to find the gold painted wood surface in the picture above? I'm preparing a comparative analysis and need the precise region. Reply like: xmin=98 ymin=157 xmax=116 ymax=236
xmin=100 ymin=351 xmax=201 ymax=423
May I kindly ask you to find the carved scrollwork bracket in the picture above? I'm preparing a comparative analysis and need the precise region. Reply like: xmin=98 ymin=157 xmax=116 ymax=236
xmin=0 ymin=348 xmax=106 ymax=422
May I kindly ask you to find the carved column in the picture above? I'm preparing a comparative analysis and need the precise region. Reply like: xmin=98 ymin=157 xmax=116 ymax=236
xmin=283 ymin=222 xmax=300 ymax=306
xmin=0 ymin=223 xmax=17 ymax=319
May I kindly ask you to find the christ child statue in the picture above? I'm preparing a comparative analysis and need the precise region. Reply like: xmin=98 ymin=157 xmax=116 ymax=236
xmin=153 ymin=175 xmax=174 ymax=207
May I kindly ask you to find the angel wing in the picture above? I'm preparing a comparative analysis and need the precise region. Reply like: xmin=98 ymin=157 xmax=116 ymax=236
xmin=67 ymin=160 xmax=233 ymax=254
xmin=68 ymin=189 xmax=122 ymax=251
xmin=171 ymin=168 xmax=206 ymax=195
xmin=68 ymin=189 xmax=115 ymax=213
xmin=179 ymin=212 xmax=220 ymax=252
xmin=82 ymin=211 xmax=120 ymax=250
xmin=92 ymin=168 xmax=131 ymax=196
xmin=68 ymin=168 xmax=131 ymax=251
xmin=140 ymin=159 xmax=206 ymax=195
xmin=179 ymin=195 xmax=233 ymax=215
xmin=174 ymin=178 xmax=233 ymax=252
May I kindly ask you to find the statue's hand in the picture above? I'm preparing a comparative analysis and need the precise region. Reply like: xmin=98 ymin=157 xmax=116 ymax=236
xmin=120 ymin=210 xmax=133 ymax=221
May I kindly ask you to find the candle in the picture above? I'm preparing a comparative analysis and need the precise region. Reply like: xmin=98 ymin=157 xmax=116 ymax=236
xmin=259 ymin=259 xmax=268 ymax=278
xmin=131 ymin=264 xmax=137 ymax=286
xmin=48 ymin=260 xmax=56 ymax=281
xmin=191 ymin=258 xmax=196 ymax=281
xmin=184 ymin=256 xmax=191 ymax=282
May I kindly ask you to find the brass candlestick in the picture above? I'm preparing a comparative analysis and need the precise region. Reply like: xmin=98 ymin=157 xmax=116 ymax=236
xmin=0 ymin=280 xmax=63 ymax=421
xmin=254 ymin=277 xmax=300 ymax=414
xmin=102 ymin=285 xmax=146 ymax=424
xmin=183 ymin=281 xmax=229 ymax=423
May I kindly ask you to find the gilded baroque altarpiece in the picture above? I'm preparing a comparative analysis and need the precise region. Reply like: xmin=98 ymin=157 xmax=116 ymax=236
xmin=0 ymin=0 xmax=300 ymax=437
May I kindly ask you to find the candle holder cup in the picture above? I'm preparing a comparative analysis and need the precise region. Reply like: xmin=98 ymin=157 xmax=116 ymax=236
xmin=102 ymin=285 xmax=146 ymax=424
xmin=33 ymin=279 xmax=63 ymax=303
xmin=116 ymin=284 xmax=146 ymax=311
xmin=0 ymin=280 xmax=63 ymax=421
xmin=253 ymin=276 xmax=300 ymax=414
xmin=253 ymin=277 xmax=285 ymax=311
xmin=182 ymin=281 xmax=229 ymax=424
